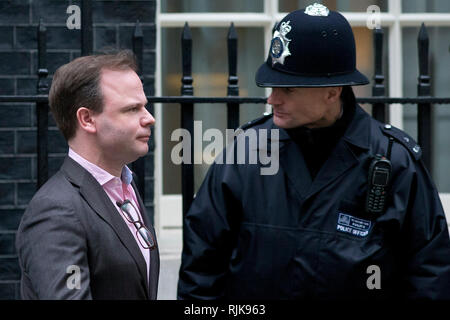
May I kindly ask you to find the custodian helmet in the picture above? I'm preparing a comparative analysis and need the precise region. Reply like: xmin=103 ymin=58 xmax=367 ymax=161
xmin=255 ymin=3 xmax=369 ymax=87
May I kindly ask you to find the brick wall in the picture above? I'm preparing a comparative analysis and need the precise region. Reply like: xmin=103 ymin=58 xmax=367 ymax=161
xmin=0 ymin=0 xmax=156 ymax=299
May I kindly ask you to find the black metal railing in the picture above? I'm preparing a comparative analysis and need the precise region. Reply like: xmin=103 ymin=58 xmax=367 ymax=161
xmin=172 ymin=22 xmax=449 ymax=217
xmin=1 ymin=2 xmax=449 ymax=219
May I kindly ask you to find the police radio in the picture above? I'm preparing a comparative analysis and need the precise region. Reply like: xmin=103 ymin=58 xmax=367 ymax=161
xmin=365 ymin=154 xmax=391 ymax=214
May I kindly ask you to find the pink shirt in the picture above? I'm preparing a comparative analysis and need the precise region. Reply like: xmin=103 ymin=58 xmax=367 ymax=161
xmin=68 ymin=148 xmax=150 ymax=283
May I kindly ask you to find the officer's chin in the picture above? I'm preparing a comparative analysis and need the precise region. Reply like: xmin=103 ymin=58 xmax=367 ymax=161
xmin=273 ymin=115 xmax=295 ymax=129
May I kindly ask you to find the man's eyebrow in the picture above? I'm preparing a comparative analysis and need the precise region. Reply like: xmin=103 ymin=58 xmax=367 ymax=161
xmin=121 ymin=104 xmax=138 ymax=109
xmin=122 ymin=101 xmax=148 ymax=109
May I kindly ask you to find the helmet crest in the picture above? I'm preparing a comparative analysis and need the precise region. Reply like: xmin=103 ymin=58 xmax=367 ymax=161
xmin=270 ymin=21 xmax=292 ymax=66
xmin=304 ymin=3 xmax=330 ymax=17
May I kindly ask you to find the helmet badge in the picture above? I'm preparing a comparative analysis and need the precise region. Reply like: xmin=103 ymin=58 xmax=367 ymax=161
xmin=270 ymin=21 xmax=292 ymax=66
xmin=304 ymin=3 xmax=330 ymax=17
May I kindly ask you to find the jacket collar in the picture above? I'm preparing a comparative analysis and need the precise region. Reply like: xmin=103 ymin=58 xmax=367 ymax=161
xmin=271 ymin=104 xmax=371 ymax=201
xmin=268 ymin=104 xmax=371 ymax=151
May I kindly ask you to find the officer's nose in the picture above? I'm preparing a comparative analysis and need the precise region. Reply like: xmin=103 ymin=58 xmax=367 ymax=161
xmin=267 ymin=88 xmax=282 ymax=106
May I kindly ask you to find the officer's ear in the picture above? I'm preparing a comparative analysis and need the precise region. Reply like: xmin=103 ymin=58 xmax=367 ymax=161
xmin=324 ymin=86 xmax=343 ymax=104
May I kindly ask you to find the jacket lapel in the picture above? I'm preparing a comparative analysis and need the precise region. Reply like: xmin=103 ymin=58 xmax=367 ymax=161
xmin=271 ymin=105 xmax=371 ymax=202
xmin=279 ymin=140 xmax=313 ymax=199
xmin=270 ymin=121 xmax=313 ymax=199
xmin=304 ymin=105 xmax=371 ymax=201
xmin=61 ymin=157 xmax=149 ymax=298
xmin=132 ymin=180 xmax=151 ymax=227
xmin=304 ymin=140 xmax=359 ymax=200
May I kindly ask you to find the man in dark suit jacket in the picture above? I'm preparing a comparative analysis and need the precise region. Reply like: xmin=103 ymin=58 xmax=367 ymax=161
xmin=16 ymin=50 xmax=159 ymax=299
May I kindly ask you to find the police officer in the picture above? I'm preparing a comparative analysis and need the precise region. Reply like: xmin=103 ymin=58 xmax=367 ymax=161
xmin=177 ymin=4 xmax=450 ymax=299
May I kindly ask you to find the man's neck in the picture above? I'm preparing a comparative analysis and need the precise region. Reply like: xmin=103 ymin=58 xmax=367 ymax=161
xmin=68 ymin=143 xmax=123 ymax=177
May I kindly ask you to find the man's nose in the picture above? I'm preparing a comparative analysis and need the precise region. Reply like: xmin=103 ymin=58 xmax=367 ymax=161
xmin=141 ymin=107 xmax=155 ymax=127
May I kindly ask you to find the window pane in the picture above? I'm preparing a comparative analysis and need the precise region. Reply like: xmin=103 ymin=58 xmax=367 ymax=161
xmin=161 ymin=0 xmax=263 ymax=13
xmin=402 ymin=0 xmax=450 ymax=13
xmin=402 ymin=27 xmax=450 ymax=192
xmin=161 ymin=27 xmax=265 ymax=194
xmin=279 ymin=0 xmax=388 ymax=12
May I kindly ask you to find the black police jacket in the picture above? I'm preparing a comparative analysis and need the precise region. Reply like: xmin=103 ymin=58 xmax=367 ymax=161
xmin=177 ymin=104 xmax=450 ymax=300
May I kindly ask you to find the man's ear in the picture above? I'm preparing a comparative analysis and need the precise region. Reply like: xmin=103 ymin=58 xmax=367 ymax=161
xmin=325 ymin=86 xmax=343 ymax=104
xmin=76 ymin=107 xmax=97 ymax=134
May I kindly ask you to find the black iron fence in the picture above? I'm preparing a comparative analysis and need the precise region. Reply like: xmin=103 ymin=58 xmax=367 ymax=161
xmin=1 ymin=0 xmax=449 ymax=219
xmin=174 ymin=22 xmax=450 ymax=216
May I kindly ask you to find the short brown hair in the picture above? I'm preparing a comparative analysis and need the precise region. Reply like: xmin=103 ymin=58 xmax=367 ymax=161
xmin=49 ymin=50 xmax=137 ymax=141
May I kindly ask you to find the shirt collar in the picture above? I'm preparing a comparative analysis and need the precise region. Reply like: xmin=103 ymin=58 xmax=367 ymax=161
xmin=121 ymin=165 xmax=133 ymax=185
xmin=68 ymin=148 xmax=133 ymax=186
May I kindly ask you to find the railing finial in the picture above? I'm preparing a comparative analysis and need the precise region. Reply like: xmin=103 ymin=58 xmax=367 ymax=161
xmin=227 ymin=22 xmax=239 ymax=129
xmin=417 ymin=22 xmax=432 ymax=173
xmin=371 ymin=26 xmax=386 ymax=123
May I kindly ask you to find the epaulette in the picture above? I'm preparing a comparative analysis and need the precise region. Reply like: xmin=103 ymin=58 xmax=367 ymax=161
xmin=379 ymin=124 xmax=422 ymax=160
xmin=240 ymin=113 xmax=273 ymax=130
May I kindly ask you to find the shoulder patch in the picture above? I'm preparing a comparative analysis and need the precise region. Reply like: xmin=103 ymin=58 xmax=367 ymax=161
xmin=380 ymin=124 xmax=422 ymax=160
xmin=240 ymin=113 xmax=273 ymax=130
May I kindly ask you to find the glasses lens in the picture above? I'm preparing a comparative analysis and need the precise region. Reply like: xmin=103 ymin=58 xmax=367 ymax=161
xmin=137 ymin=227 xmax=155 ymax=249
xmin=121 ymin=201 xmax=139 ymax=223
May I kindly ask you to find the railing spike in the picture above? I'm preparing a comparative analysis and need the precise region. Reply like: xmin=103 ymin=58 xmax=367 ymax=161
xmin=418 ymin=23 xmax=429 ymax=78
xmin=134 ymin=19 xmax=143 ymax=38
xmin=182 ymin=22 xmax=192 ymax=40
xmin=227 ymin=22 xmax=237 ymax=40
